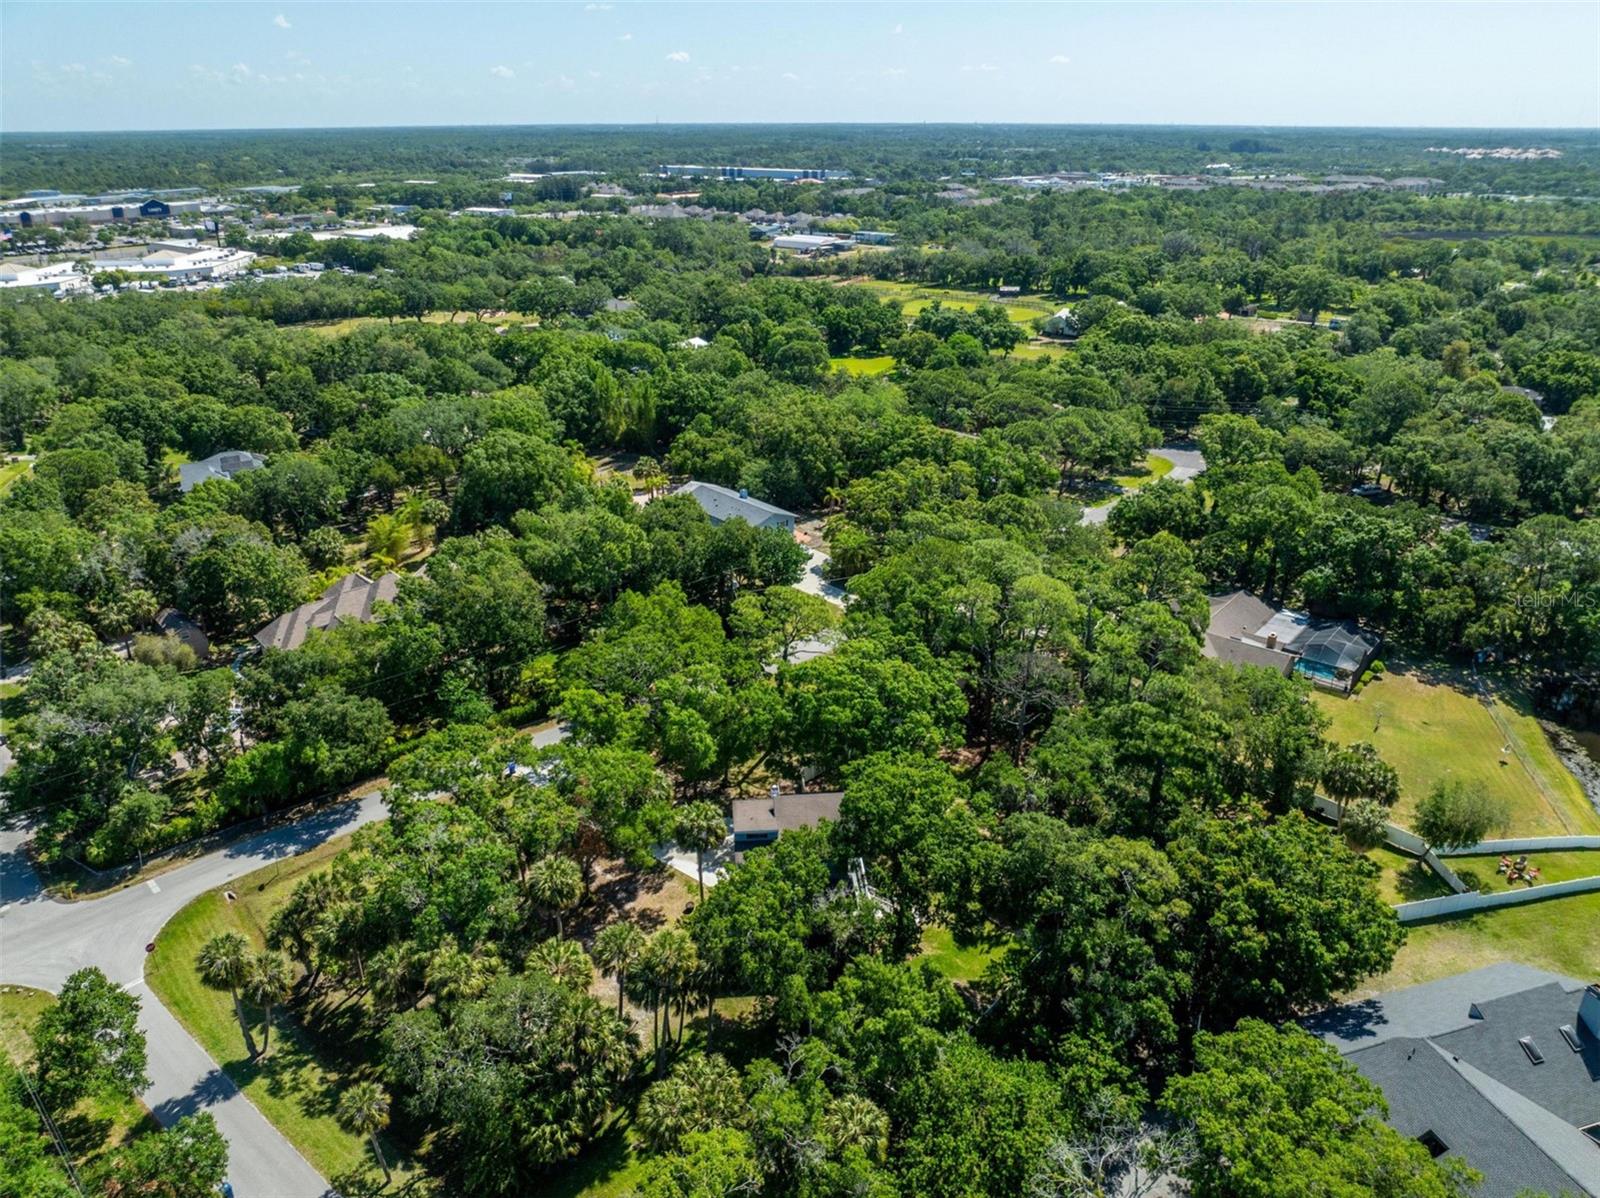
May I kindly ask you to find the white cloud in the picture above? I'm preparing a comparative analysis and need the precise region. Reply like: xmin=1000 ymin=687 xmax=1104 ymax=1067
xmin=618 ymin=32 xmax=632 ymax=41
xmin=108 ymin=55 xmax=132 ymax=67
xmin=489 ymin=64 xmax=515 ymax=78
xmin=882 ymin=67 xmax=907 ymax=78
xmin=273 ymin=13 xmax=290 ymax=28
xmin=961 ymin=62 xmax=998 ymax=73
xmin=781 ymin=71 xmax=800 ymax=81
xmin=892 ymin=22 xmax=903 ymax=34
xmin=665 ymin=50 xmax=690 ymax=62
xmin=1049 ymin=54 xmax=1071 ymax=64
xmin=60 ymin=61 xmax=87 ymax=74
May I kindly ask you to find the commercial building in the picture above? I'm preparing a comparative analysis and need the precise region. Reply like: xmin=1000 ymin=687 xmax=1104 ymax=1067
xmin=771 ymin=233 xmax=852 ymax=254
xmin=659 ymin=164 xmax=850 ymax=182
xmin=93 ymin=241 xmax=257 ymax=281
xmin=1303 ymin=964 xmax=1600 ymax=1198
xmin=254 ymin=572 xmax=401 ymax=653
xmin=0 ymin=197 xmax=227 ymax=230
xmin=0 ymin=260 xmax=90 ymax=295
xmin=851 ymin=230 xmax=894 ymax=245
xmin=679 ymin=481 xmax=797 ymax=533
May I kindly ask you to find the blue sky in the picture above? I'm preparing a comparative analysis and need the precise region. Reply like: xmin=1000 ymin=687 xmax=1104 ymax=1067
xmin=3 ymin=2 xmax=1596 ymax=132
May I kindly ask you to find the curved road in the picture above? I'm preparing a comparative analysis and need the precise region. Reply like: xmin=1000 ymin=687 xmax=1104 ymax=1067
xmin=1081 ymin=442 xmax=1206 ymax=526
xmin=2 ymin=797 xmax=388 ymax=1197
xmin=0 ymin=721 xmax=571 ymax=1196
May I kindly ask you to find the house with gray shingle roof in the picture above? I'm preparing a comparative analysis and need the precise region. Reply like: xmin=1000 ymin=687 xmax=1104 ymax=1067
xmin=1303 ymin=964 xmax=1600 ymax=1197
xmin=178 ymin=449 xmax=267 ymax=493
xmin=253 ymin=571 xmax=400 ymax=652
xmin=679 ymin=481 xmax=796 ymax=533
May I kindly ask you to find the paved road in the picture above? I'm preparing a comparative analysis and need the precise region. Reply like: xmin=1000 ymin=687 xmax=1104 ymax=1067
xmin=1080 ymin=442 xmax=1207 ymax=526
xmin=2 ymin=795 xmax=388 ymax=1197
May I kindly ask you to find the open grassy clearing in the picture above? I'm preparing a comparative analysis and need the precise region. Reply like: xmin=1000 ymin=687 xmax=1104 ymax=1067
xmin=1361 ymin=844 xmax=1452 ymax=905
xmin=1361 ymin=890 xmax=1600 ymax=994
xmin=1114 ymin=454 xmax=1175 ymax=490
xmin=918 ymin=926 xmax=1003 ymax=984
xmin=0 ymin=986 xmax=159 ymax=1175
xmin=1313 ymin=663 xmax=1600 ymax=836
xmin=1003 ymin=341 xmax=1071 ymax=360
xmin=145 ymin=834 xmax=421 ymax=1186
xmin=1444 ymin=849 xmax=1600 ymax=893
xmin=0 ymin=459 xmax=31 ymax=494
xmin=849 ymin=279 xmax=1056 ymax=324
xmin=829 ymin=354 xmax=895 ymax=377
xmin=298 ymin=310 xmax=515 ymax=337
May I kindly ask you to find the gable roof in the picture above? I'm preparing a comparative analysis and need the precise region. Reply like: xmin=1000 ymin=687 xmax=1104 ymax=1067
xmin=254 ymin=572 xmax=400 ymax=652
xmin=680 ymin=480 xmax=795 ymax=526
xmin=1304 ymin=965 xmax=1600 ymax=1198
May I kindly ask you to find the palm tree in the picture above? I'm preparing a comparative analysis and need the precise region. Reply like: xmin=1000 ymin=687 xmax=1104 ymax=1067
xmin=824 ymin=1093 xmax=889 ymax=1163
xmin=335 ymin=1081 xmax=393 ymax=1182
xmin=197 ymin=933 xmax=257 ymax=1057
xmin=640 ymin=929 xmax=698 ymax=1071
xmin=424 ymin=936 xmax=495 ymax=1009
xmin=592 ymin=922 xmax=646 ymax=1019
xmin=244 ymin=950 xmax=293 ymax=1055
xmin=529 ymin=938 xmax=593 ymax=990
xmin=525 ymin=854 xmax=583 ymax=939
xmin=674 ymin=801 xmax=727 ymax=901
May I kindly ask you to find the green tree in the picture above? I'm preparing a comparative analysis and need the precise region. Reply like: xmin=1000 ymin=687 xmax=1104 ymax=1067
xmin=1321 ymin=741 xmax=1400 ymax=830
xmin=31 ymin=968 xmax=148 ymax=1110
xmin=674 ymin=801 xmax=727 ymax=900
xmin=525 ymin=854 xmax=583 ymax=939
xmin=593 ymin=921 xmax=647 ymax=1018
xmin=243 ymin=951 xmax=293 ymax=1056
xmin=196 ymin=933 xmax=257 ymax=1057
xmin=1163 ymin=1020 xmax=1479 ymax=1198
xmin=335 ymin=1081 xmax=393 ymax=1183
xmin=1413 ymin=778 xmax=1510 ymax=855
xmin=103 ymin=1111 xmax=229 ymax=1198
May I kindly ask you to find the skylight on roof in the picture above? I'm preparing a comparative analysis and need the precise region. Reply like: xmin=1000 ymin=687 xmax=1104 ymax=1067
xmin=1559 ymin=1024 xmax=1582 ymax=1052
xmin=1519 ymin=1035 xmax=1545 ymax=1065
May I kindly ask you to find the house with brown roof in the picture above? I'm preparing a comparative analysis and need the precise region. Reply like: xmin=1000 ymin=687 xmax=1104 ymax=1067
xmin=731 ymin=790 xmax=843 ymax=853
xmin=253 ymin=572 xmax=400 ymax=652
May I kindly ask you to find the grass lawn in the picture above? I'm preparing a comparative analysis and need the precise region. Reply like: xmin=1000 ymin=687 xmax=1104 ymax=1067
xmin=919 ymin=926 xmax=1004 ymax=984
xmin=0 ymin=459 xmax=31 ymax=494
xmin=0 ymin=679 xmax=24 ymax=737
xmin=144 ymin=834 xmax=421 ymax=1186
xmin=1444 ymin=849 xmax=1600 ymax=893
xmin=1365 ymin=890 xmax=1600 ymax=993
xmin=298 ymin=310 xmax=496 ymax=337
xmin=1313 ymin=662 xmax=1600 ymax=837
xmin=850 ymin=279 xmax=1055 ymax=325
xmin=1003 ymin=342 xmax=1071 ymax=360
xmin=1114 ymin=454 xmax=1175 ymax=491
xmin=1362 ymin=844 xmax=1452 ymax=905
xmin=1 ymin=985 xmax=159 ymax=1175
xmin=830 ymin=355 xmax=895 ymax=377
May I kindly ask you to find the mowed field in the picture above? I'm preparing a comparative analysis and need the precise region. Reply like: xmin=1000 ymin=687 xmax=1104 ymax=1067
xmin=1313 ymin=663 xmax=1600 ymax=836
xmin=1363 ymin=890 xmax=1600 ymax=993
xmin=847 ymin=279 xmax=1057 ymax=325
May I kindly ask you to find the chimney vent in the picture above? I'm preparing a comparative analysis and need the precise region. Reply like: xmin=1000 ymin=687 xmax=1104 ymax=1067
xmin=1267 ymin=632 xmax=1278 ymax=649
xmin=1580 ymin=983 xmax=1600 ymax=1040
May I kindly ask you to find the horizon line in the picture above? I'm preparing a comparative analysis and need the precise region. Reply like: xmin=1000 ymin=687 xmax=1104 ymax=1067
xmin=4 ymin=120 xmax=1597 ymax=138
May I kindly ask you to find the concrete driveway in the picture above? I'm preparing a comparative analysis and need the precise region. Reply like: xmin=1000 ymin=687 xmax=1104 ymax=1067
xmin=1078 ymin=442 xmax=1207 ymax=526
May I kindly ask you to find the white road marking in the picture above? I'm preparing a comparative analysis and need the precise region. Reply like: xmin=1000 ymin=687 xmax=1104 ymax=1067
xmin=145 ymin=879 xmax=161 ymax=893
xmin=125 ymin=976 xmax=144 ymax=990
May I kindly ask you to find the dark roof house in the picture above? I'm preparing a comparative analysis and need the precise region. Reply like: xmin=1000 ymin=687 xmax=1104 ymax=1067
xmin=254 ymin=572 xmax=400 ymax=652
xmin=680 ymin=481 xmax=797 ymax=533
xmin=731 ymin=791 xmax=843 ymax=852
xmin=1203 ymin=590 xmax=1380 ymax=691
xmin=153 ymin=608 xmax=211 ymax=660
xmin=1303 ymin=964 xmax=1600 ymax=1197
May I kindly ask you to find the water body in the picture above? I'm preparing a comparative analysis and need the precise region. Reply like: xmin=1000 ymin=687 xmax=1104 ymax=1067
xmin=1541 ymin=720 xmax=1600 ymax=820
